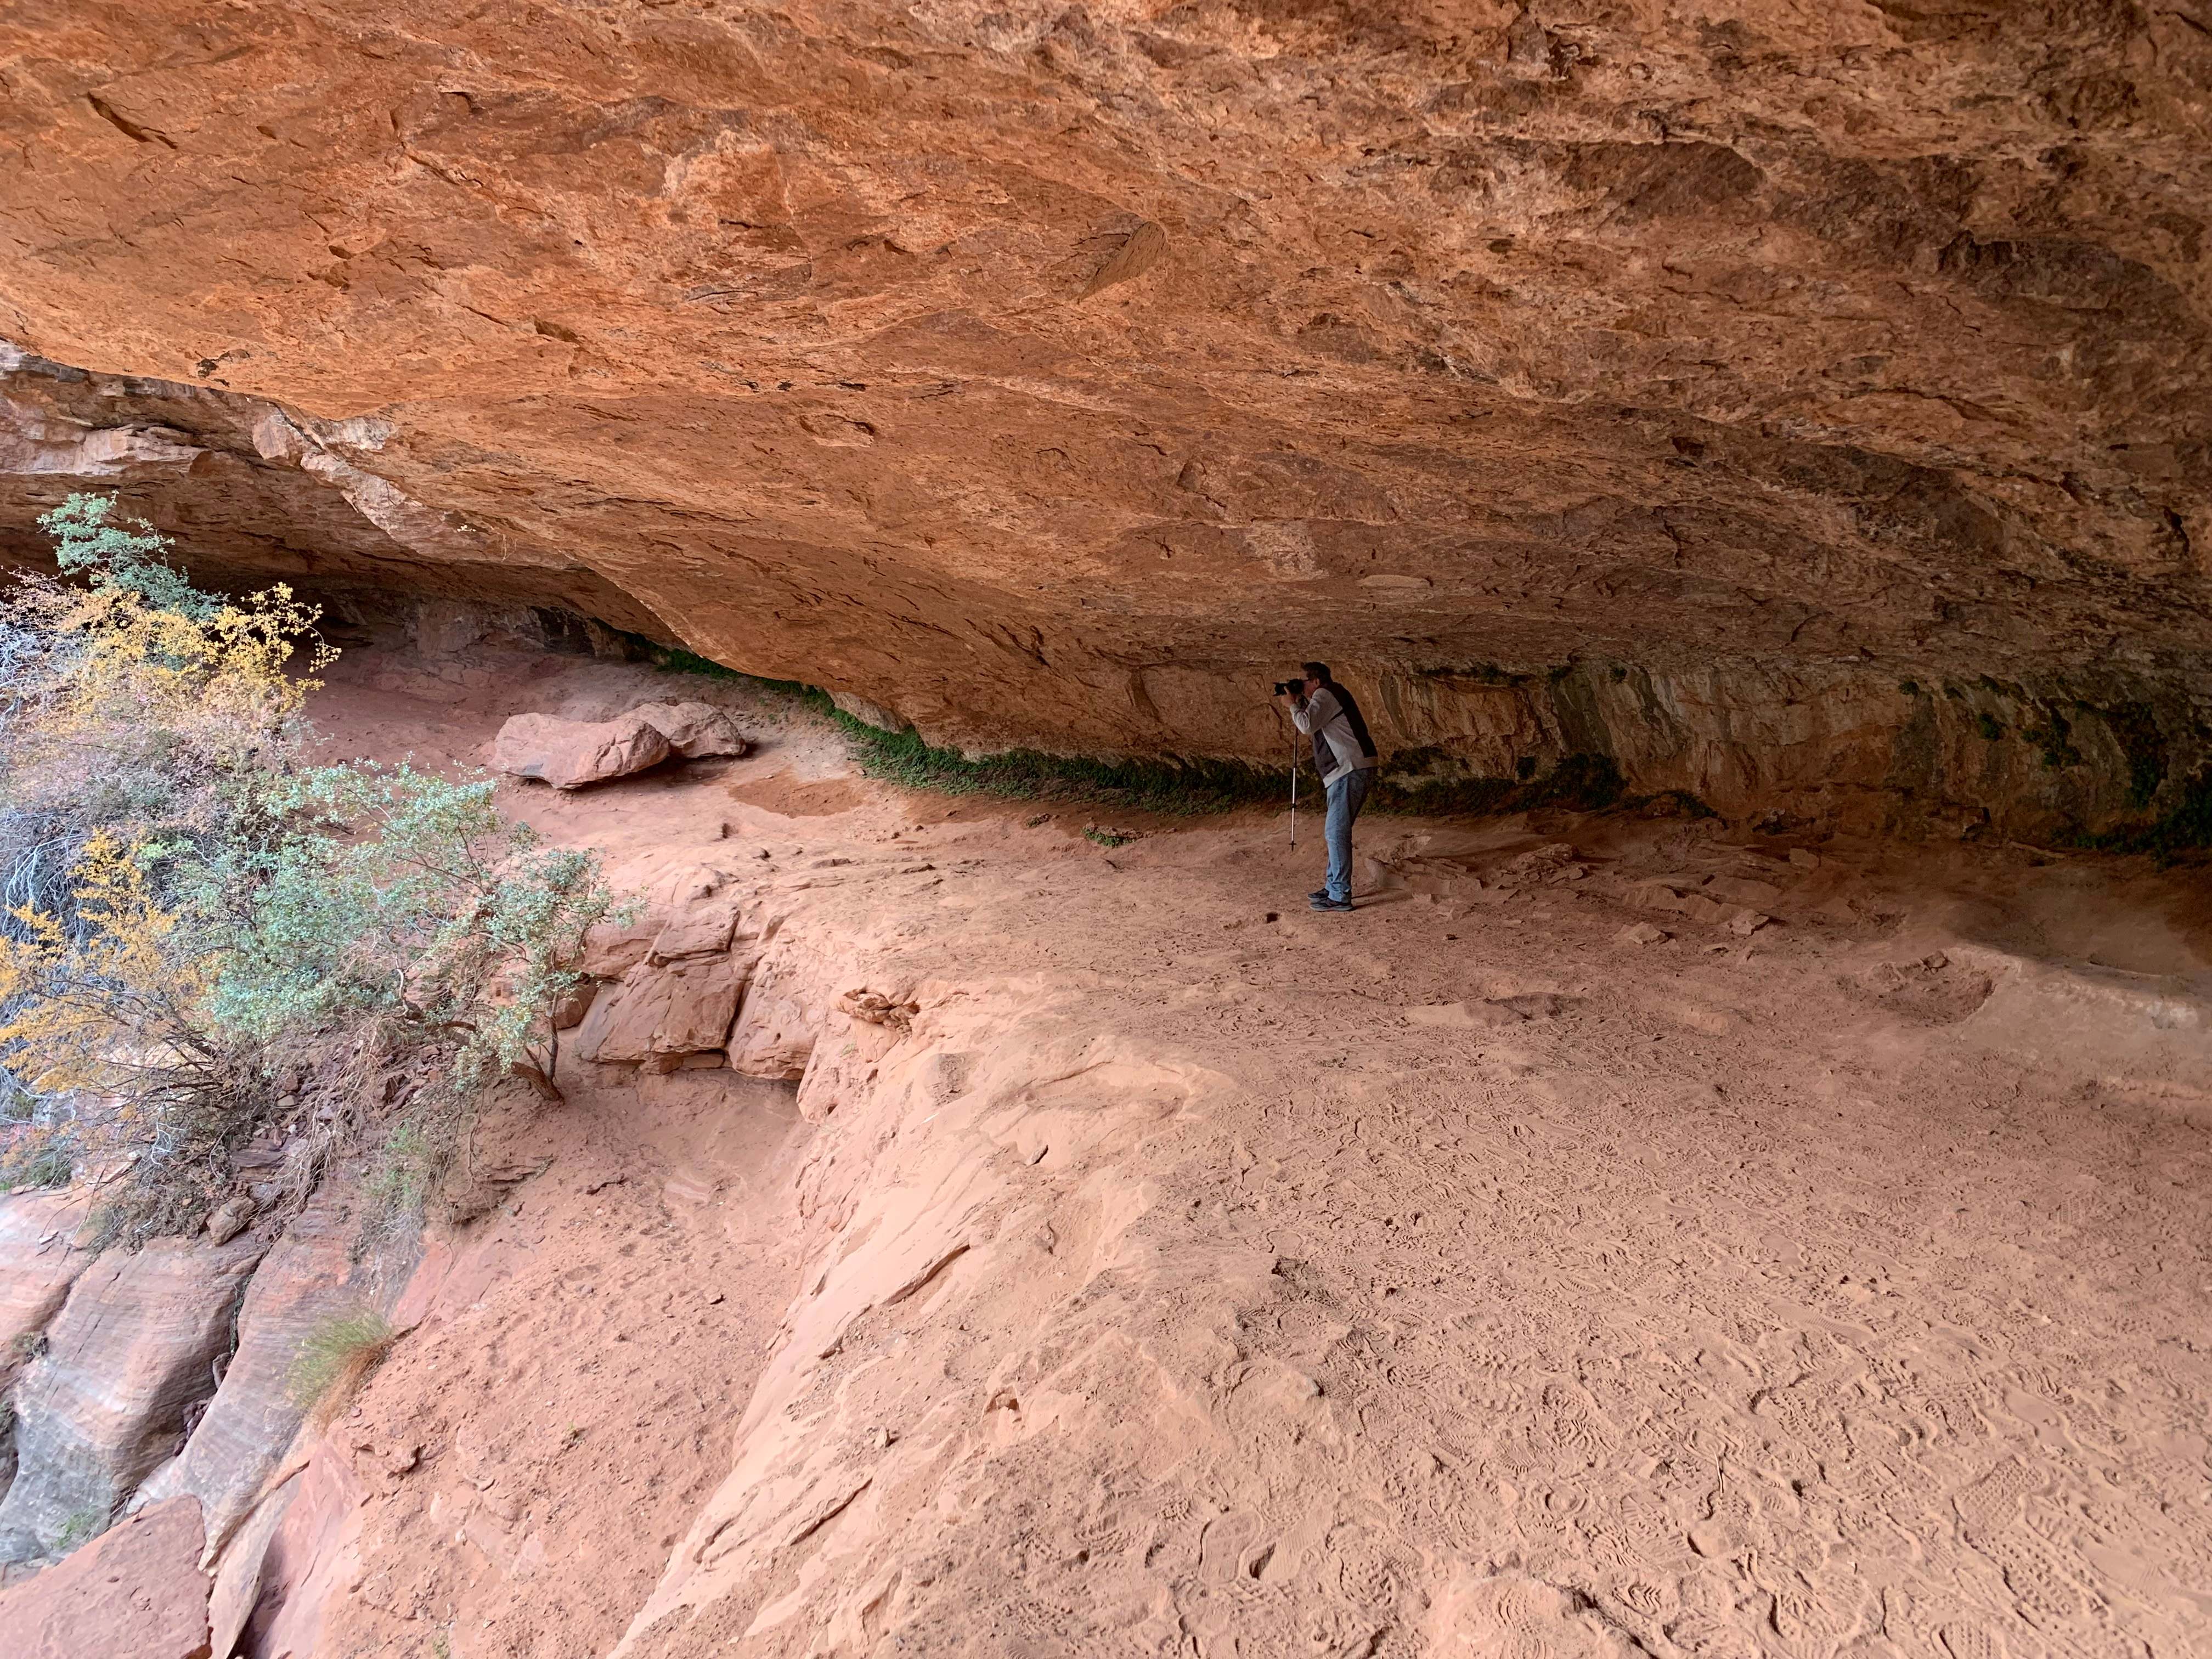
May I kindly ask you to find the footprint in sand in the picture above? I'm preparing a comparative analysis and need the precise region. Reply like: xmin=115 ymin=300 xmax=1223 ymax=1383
xmin=1427 ymin=1567 xmax=1649 ymax=1656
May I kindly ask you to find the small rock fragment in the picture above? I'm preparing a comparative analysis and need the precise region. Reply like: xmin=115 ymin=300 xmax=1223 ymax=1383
xmin=1728 ymin=911 xmax=1771 ymax=937
xmin=1707 ymin=874 xmax=1784 ymax=907
xmin=1080 ymin=220 xmax=1167 ymax=298
xmin=1496 ymin=843 xmax=1583 ymax=888
xmin=205 ymin=1196 xmax=255 ymax=1245
xmin=1629 ymin=881 xmax=1691 ymax=913
xmin=1788 ymin=848 xmax=1820 ymax=869
xmin=1404 ymin=1001 xmax=1465 ymax=1027
xmin=839 ymin=989 xmax=919 ymax=1030
xmin=1616 ymin=922 xmax=1669 ymax=946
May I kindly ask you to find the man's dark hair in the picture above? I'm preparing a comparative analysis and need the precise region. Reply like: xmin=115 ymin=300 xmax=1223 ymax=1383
xmin=1301 ymin=661 xmax=1331 ymax=683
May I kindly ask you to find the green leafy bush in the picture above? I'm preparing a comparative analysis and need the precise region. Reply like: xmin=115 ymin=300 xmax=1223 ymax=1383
xmin=0 ymin=495 xmax=614 ymax=1243
xmin=657 ymin=652 xmax=1284 ymax=813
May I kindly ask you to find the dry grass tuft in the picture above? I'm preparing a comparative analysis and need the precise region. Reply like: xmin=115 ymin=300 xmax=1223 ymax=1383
xmin=289 ymin=1307 xmax=395 ymax=1422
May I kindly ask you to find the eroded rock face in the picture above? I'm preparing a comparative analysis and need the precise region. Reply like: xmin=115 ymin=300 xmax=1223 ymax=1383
xmin=0 ymin=1235 xmax=266 ymax=1564
xmin=138 ymin=1192 xmax=412 ymax=1565
xmin=0 ymin=1193 xmax=88 ymax=1357
xmin=0 ymin=341 xmax=667 ymax=633
xmin=0 ymin=4 xmax=2209 ymax=837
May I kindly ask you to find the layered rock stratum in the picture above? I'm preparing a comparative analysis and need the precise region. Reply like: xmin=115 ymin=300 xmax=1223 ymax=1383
xmin=1 ymin=1 xmax=2209 ymax=834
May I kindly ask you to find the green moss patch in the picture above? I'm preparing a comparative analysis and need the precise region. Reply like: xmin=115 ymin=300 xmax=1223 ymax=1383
xmin=657 ymin=653 xmax=1671 ymax=826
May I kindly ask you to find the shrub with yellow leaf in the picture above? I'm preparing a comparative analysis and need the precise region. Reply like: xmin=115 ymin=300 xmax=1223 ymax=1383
xmin=0 ymin=495 xmax=613 ymax=1245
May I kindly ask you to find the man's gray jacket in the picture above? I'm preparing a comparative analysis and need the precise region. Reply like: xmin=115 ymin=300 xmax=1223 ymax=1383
xmin=1292 ymin=684 xmax=1380 ymax=787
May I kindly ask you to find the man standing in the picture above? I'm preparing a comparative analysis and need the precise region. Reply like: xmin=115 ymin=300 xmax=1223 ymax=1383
xmin=1280 ymin=662 xmax=1379 ymax=911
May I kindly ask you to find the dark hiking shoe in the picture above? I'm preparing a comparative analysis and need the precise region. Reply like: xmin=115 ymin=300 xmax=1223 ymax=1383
xmin=1310 ymin=895 xmax=1353 ymax=912
xmin=1309 ymin=889 xmax=1330 ymax=903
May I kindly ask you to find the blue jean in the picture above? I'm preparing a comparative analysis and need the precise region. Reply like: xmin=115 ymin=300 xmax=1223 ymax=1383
xmin=1324 ymin=768 xmax=1370 ymax=902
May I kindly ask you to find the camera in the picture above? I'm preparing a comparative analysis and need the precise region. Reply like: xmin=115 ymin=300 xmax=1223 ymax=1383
xmin=1273 ymin=679 xmax=1303 ymax=697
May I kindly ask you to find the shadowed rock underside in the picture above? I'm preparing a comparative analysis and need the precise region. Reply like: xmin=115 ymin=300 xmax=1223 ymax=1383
xmin=0 ymin=0 xmax=2208 ymax=835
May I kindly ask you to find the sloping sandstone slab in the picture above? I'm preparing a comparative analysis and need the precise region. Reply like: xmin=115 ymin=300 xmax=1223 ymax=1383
xmin=138 ymin=1192 xmax=411 ymax=1564
xmin=0 ymin=1495 xmax=211 ymax=1659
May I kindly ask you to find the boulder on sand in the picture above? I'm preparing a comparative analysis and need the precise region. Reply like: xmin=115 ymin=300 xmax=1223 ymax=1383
xmin=493 ymin=703 xmax=748 ymax=789
xmin=631 ymin=700 xmax=749 ymax=760
xmin=0 ymin=1495 xmax=212 ymax=1659
xmin=492 ymin=711 xmax=670 ymax=789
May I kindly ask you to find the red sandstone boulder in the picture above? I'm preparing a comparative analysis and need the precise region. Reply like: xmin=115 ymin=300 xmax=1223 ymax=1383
xmin=726 ymin=960 xmax=817 ymax=1081
xmin=0 ymin=1495 xmax=212 ymax=1659
xmin=578 ymin=960 xmax=744 ymax=1066
xmin=492 ymin=701 xmax=748 ymax=790
xmin=649 ymin=895 xmax=744 ymax=962
xmin=491 ymin=710 xmax=670 ymax=789
xmin=631 ymin=699 xmax=749 ymax=760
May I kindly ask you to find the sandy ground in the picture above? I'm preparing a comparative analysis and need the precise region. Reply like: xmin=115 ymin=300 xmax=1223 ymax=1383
xmin=309 ymin=1066 xmax=810 ymax=1658
xmin=291 ymin=636 xmax=2212 ymax=1659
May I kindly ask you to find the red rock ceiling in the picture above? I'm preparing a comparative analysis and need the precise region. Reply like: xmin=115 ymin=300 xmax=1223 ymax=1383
xmin=1 ymin=1 xmax=2208 ymax=828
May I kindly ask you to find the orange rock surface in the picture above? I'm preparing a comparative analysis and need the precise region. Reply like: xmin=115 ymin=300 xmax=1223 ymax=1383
xmin=1 ymin=3 xmax=2208 ymax=834
xmin=0 ymin=1496 xmax=211 ymax=1659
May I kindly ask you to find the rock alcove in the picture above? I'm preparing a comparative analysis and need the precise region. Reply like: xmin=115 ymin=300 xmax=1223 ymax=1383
xmin=1 ymin=0 xmax=2207 ymax=838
